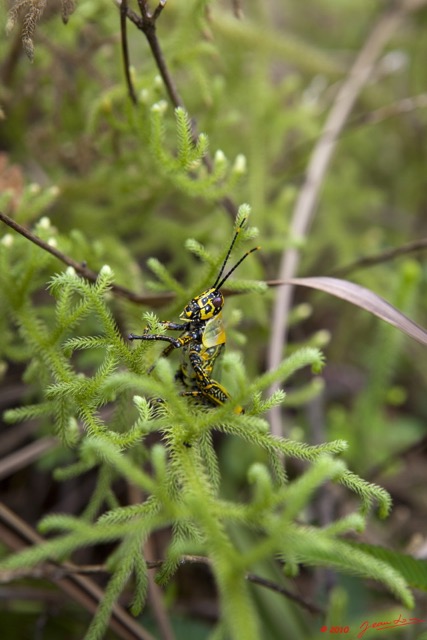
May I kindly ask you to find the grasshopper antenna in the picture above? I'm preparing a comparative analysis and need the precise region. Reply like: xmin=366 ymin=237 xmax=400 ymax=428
xmin=212 ymin=218 xmax=248 ymax=289
xmin=212 ymin=218 xmax=259 ymax=290
xmin=215 ymin=245 xmax=260 ymax=291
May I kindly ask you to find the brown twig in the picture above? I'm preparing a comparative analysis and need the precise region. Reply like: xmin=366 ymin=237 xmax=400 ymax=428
xmin=138 ymin=1 xmax=183 ymax=109
xmin=267 ymin=0 xmax=427 ymax=437
xmin=246 ymin=573 xmax=323 ymax=616
xmin=0 ymin=210 xmax=174 ymax=307
xmin=117 ymin=0 xmax=239 ymax=220
xmin=149 ymin=555 xmax=322 ymax=616
xmin=0 ymin=546 xmax=322 ymax=618
xmin=0 ymin=209 xmax=249 ymax=307
xmin=351 ymin=93 xmax=427 ymax=128
xmin=329 ymin=237 xmax=427 ymax=278
xmin=120 ymin=0 xmax=138 ymax=104
xmin=120 ymin=0 xmax=183 ymax=109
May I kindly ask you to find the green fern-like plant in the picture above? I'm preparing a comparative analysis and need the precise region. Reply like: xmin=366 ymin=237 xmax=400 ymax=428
xmin=147 ymin=104 xmax=246 ymax=199
xmin=0 ymin=216 xmax=414 ymax=640
xmin=90 ymin=90 xmax=247 ymax=204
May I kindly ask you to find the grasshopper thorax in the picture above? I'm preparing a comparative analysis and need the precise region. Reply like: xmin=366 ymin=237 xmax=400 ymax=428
xmin=180 ymin=288 xmax=224 ymax=323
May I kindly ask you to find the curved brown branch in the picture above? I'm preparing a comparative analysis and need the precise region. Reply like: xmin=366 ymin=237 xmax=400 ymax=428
xmin=0 ymin=210 xmax=256 ymax=307
xmin=0 ymin=210 xmax=173 ymax=307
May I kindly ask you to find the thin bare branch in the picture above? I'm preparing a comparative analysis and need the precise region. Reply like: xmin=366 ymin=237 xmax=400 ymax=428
xmin=330 ymin=237 xmax=427 ymax=278
xmin=116 ymin=0 xmax=239 ymax=220
xmin=120 ymin=0 xmax=183 ymax=108
xmin=246 ymin=573 xmax=323 ymax=616
xmin=152 ymin=0 xmax=166 ymax=22
xmin=120 ymin=0 xmax=137 ymax=104
xmin=0 ymin=210 xmax=174 ymax=306
xmin=0 ymin=210 xmax=254 ymax=306
xmin=267 ymin=0 xmax=427 ymax=437
xmin=0 ymin=544 xmax=323 ymax=618
xmin=351 ymin=93 xmax=427 ymax=127
xmin=151 ymin=554 xmax=322 ymax=616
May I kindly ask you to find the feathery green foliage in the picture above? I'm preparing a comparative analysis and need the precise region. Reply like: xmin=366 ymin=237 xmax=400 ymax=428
xmin=1 ymin=0 xmax=426 ymax=636
xmin=0 ymin=217 xmax=413 ymax=639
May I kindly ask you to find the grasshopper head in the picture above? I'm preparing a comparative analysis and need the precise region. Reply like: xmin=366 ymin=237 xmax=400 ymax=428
xmin=180 ymin=288 xmax=224 ymax=322
xmin=180 ymin=219 xmax=259 ymax=324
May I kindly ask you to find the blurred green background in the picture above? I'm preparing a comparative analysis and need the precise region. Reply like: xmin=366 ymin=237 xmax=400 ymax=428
xmin=1 ymin=0 xmax=427 ymax=638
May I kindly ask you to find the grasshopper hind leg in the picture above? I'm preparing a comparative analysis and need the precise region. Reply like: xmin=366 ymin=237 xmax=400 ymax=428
xmin=180 ymin=388 xmax=244 ymax=415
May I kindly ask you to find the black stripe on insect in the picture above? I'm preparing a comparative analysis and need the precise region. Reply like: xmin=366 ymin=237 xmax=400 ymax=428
xmin=129 ymin=219 xmax=260 ymax=414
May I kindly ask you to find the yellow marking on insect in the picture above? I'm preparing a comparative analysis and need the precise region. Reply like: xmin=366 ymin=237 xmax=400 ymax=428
xmin=129 ymin=218 xmax=259 ymax=414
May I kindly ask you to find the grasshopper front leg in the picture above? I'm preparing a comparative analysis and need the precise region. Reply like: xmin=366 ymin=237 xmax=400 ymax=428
xmin=129 ymin=323 xmax=192 ymax=374
xmin=128 ymin=320 xmax=187 ymax=344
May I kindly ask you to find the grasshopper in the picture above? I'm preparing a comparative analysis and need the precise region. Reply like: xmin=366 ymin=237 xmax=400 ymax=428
xmin=129 ymin=219 xmax=259 ymax=413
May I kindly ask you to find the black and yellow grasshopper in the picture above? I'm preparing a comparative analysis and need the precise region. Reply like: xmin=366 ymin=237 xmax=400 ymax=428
xmin=129 ymin=220 xmax=259 ymax=413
